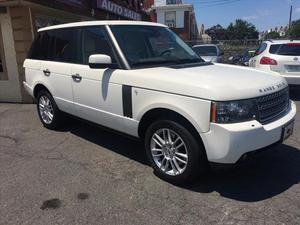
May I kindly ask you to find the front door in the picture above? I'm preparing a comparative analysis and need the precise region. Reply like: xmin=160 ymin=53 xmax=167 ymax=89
xmin=71 ymin=26 xmax=125 ymax=131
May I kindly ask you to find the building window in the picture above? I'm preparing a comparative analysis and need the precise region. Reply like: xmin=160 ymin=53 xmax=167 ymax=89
xmin=166 ymin=0 xmax=181 ymax=4
xmin=165 ymin=11 xmax=176 ymax=28
xmin=0 ymin=25 xmax=7 ymax=80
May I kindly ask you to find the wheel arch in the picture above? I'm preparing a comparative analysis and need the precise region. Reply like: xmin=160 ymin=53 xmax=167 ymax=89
xmin=33 ymin=83 xmax=53 ymax=99
xmin=138 ymin=107 xmax=206 ymax=152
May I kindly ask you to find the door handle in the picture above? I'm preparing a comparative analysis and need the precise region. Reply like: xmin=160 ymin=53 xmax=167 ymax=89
xmin=43 ymin=69 xmax=51 ymax=76
xmin=72 ymin=74 xmax=82 ymax=82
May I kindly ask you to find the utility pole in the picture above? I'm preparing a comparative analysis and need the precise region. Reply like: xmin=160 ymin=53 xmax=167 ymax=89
xmin=289 ymin=0 xmax=293 ymax=29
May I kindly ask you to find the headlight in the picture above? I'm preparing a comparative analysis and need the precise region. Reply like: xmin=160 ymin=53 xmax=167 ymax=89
xmin=211 ymin=99 xmax=258 ymax=123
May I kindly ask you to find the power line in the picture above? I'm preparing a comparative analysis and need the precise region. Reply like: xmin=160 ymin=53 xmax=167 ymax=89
xmin=190 ymin=0 xmax=241 ymax=8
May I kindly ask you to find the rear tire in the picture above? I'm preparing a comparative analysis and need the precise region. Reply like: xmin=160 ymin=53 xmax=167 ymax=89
xmin=145 ymin=120 xmax=208 ymax=184
xmin=36 ymin=90 xmax=63 ymax=130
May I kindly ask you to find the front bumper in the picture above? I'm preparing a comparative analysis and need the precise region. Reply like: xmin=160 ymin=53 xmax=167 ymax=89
xmin=201 ymin=101 xmax=296 ymax=164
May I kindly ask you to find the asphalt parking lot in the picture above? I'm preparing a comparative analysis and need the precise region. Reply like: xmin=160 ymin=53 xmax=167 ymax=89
xmin=0 ymin=92 xmax=300 ymax=225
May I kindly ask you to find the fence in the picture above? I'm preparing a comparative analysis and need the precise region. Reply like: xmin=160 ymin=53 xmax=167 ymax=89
xmin=185 ymin=39 xmax=261 ymax=63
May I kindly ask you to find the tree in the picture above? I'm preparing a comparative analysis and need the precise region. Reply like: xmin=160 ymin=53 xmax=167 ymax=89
xmin=287 ymin=19 xmax=300 ymax=38
xmin=226 ymin=19 xmax=259 ymax=40
xmin=205 ymin=24 xmax=228 ymax=40
xmin=264 ymin=31 xmax=280 ymax=40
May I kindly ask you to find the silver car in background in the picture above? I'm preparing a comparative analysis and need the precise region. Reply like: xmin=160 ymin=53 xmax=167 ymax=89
xmin=192 ymin=44 xmax=223 ymax=63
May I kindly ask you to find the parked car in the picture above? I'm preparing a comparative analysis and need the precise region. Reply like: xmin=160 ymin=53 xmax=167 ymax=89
xmin=228 ymin=48 xmax=256 ymax=66
xmin=192 ymin=44 xmax=223 ymax=63
xmin=23 ymin=21 xmax=296 ymax=183
xmin=249 ymin=40 xmax=300 ymax=85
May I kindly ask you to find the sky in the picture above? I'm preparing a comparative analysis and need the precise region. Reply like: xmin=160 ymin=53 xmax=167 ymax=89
xmin=183 ymin=0 xmax=300 ymax=31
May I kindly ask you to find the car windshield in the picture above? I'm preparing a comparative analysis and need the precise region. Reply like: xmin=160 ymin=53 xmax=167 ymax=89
xmin=193 ymin=46 xmax=217 ymax=56
xmin=110 ymin=25 xmax=204 ymax=68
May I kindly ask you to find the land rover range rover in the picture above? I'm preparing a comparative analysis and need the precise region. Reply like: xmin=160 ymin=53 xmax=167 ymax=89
xmin=23 ymin=21 xmax=296 ymax=183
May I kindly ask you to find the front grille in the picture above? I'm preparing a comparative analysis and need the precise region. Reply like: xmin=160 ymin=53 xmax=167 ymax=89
xmin=257 ymin=88 xmax=290 ymax=124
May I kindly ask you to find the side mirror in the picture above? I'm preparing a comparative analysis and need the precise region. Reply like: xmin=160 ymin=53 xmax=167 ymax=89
xmin=89 ymin=54 xmax=113 ymax=69
xmin=220 ymin=52 xmax=224 ymax=56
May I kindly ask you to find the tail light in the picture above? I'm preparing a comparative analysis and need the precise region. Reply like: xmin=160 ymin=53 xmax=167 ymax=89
xmin=260 ymin=56 xmax=277 ymax=65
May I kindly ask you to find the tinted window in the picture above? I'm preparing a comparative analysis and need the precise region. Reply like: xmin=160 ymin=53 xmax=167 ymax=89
xmin=81 ymin=27 xmax=116 ymax=65
xmin=47 ymin=29 xmax=77 ymax=63
xmin=275 ymin=43 xmax=300 ymax=56
xmin=28 ymin=32 xmax=50 ymax=60
xmin=269 ymin=44 xmax=281 ymax=54
xmin=29 ymin=29 xmax=77 ymax=63
xmin=193 ymin=46 xmax=217 ymax=56
xmin=254 ymin=43 xmax=267 ymax=56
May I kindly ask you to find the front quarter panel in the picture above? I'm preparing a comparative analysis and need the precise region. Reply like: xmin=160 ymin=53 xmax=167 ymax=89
xmin=132 ymin=87 xmax=211 ymax=134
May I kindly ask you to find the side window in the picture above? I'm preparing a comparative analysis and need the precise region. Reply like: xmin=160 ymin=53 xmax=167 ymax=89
xmin=47 ymin=29 xmax=77 ymax=63
xmin=29 ymin=29 xmax=77 ymax=63
xmin=254 ymin=43 xmax=267 ymax=56
xmin=28 ymin=32 xmax=50 ymax=60
xmin=80 ymin=26 xmax=116 ymax=65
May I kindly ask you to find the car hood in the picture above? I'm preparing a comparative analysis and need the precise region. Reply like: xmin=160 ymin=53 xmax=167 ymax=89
xmin=114 ymin=63 xmax=288 ymax=101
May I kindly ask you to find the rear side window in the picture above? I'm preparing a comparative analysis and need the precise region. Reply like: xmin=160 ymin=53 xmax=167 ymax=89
xmin=269 ymin=43 xmax=300 ymax=56
xmin=28 ymin=28 xmax=78 ymax=63
xmin=28 ymin=32 xmax=50 ymax=60
xmin=80 ymin=26 xmax=116 ymax=65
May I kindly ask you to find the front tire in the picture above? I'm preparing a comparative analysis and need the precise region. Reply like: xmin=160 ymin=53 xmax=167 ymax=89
xmin=36 ymin=90 xmax=63 ymax=130
xmin=145 ymin=120 xmax=208 ymax=184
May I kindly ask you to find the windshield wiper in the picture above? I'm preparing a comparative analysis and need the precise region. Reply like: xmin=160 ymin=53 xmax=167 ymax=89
xmin=131 ymin=58 xmax=204 ymax=67
xmin=131 ymin=59 xmax=181 ymax=67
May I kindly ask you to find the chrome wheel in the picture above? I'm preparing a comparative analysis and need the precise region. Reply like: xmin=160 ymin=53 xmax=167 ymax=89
xmin=150 ymin=128 xmax=188 ymax=176
xmin=38 ymin=95 xmax=54 ymax=124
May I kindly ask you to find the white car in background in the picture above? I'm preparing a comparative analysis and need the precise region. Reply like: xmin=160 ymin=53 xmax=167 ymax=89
xmin=192 ymin=44 xmax=223 ymax=63
xmin=249 ymin=40 xmax=300 ymax=85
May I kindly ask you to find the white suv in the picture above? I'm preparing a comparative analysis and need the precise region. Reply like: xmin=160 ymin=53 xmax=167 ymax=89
xmin=249 ymin=40 xmax=300 ymax=85
xmin=23 ymin=21 xmax=296 ymax=183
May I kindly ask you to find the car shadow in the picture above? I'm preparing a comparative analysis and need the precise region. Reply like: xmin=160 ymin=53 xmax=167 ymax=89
xmin=65 ymin=119 xmax=300 ymax=202
xmin=66 ymin=120 xmax=148 ymax=165
xmin=182 ymin=144 xmax=300 ymax=202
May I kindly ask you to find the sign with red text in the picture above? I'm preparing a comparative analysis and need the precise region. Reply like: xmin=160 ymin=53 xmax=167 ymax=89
xmin=97 ymin=0 xmax=142 ymax=21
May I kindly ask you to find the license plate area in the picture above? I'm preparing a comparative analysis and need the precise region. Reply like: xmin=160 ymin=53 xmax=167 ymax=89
xmin=281 ymin=120 xmax=294 ymax=141
xmin=285 ymin=65 xmax=300 ymax=72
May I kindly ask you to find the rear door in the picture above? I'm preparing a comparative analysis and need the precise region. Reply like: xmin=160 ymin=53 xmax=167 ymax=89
xmin=269 ymin=43 xmax=300 ymax=75
xmin=39 ymin=29 xmax=77 ymax=114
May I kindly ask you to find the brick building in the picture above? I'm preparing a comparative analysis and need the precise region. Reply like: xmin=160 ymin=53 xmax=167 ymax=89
xmin=0 ymin=0 xmax=149 ymax=102
xmin=144 ymin=0 xmax=199 ymax=41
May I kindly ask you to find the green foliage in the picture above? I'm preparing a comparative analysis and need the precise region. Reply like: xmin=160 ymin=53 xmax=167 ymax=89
xmin=205 ymin=24 xmax=228 ymax=40
xmin=287 ymin=19 xmax=300 ymax=38
xmin=205 ymin=19 xmax=259 ymax=40
xmin=264 ymin=31 xmax=280 ymax=40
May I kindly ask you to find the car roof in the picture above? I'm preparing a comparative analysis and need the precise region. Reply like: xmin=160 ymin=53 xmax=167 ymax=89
xmin=192 ymin=44 xmax=218 ymax=48
xmin=264 ymin=39 xmax=300 ymax=45
xmin=38 ymin=20 xmax=167 ymax=32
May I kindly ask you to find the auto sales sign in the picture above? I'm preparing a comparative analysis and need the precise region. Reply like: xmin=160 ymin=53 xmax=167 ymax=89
xmin=97 ymin=0 xmax=142 ymax=21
